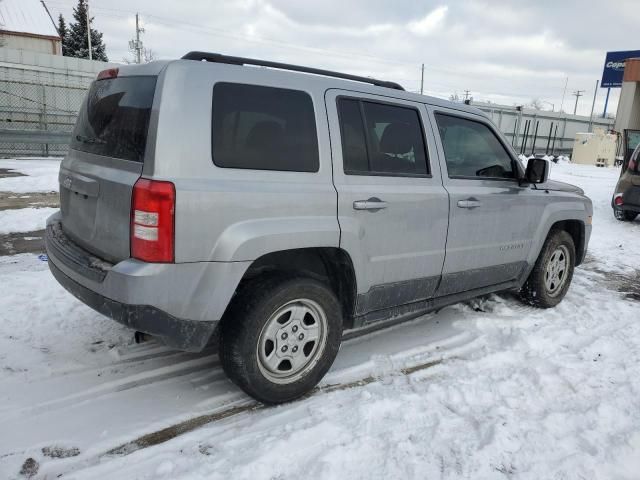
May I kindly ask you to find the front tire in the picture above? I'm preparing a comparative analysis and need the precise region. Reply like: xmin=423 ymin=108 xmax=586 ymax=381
xmin=520 ymin=230 xmax=575 ymax=308
xmin=219 ymin=275 xmax=343 ymax=404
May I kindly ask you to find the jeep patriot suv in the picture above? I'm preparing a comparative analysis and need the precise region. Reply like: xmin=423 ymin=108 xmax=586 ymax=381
xmin=46 ymin=52 xmax=593 ymax=403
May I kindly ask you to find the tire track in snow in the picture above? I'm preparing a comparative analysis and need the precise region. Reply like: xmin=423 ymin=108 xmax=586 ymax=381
xmin=12 ymin=325 xmax=479 ymax=479
xmin=44 ymin=352 xmax=463 ymax=480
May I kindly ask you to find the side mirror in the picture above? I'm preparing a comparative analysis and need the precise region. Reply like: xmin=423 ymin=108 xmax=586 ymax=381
xmin=524 ymin=158 xmax=550 ymax=184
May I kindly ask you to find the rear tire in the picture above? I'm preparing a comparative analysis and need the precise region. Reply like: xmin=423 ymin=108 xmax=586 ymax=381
xmin=520 ymin=229 xmax=575 ymax=308
xmin=614 ymin=209 xmax=637 ymax=221
xmin=219 ymin=275 xmax=343 ymax=404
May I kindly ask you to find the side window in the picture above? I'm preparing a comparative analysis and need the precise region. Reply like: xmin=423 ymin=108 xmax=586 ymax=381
xmin=435 ymin=113 xmax=515 ymax=179
xmin=337 ymin=98 xmax=429 ymax=176
xmin=212 ymin=83 xmax=319 ymax=172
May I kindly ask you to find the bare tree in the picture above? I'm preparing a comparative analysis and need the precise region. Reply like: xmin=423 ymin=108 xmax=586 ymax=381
xmin=142 ymin=48 xmax=156 ymax=63
xmin=122 ymin=47 xmax=156 ymax=64
xmin=529 ymin=98 xmax=544 ymax=110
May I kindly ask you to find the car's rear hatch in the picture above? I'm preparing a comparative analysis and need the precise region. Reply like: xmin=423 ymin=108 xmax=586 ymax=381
xmin=59 ymin=71 xmax=157 ymax=263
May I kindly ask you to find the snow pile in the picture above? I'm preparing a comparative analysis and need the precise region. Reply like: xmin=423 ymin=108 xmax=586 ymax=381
xmin=0 ymin=207 xmax=57 ymax=234
xmin=0 ymin=159 xmax=61 ymax=193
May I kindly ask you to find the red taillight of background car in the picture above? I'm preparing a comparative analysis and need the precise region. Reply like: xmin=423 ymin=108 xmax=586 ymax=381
xmin=131 ymin=178 xmax=175 ymax=263
xmin=97 ymin=68 xmax=119 ymax=80
xmin=614 ymin=194 xmax=624 ymax=206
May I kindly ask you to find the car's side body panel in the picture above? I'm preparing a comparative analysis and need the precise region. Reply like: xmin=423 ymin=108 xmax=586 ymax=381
xmin=324 ymin=89 xmax=449 ymax=318
xmin=427 ymin=105 xmax=550 ymax=294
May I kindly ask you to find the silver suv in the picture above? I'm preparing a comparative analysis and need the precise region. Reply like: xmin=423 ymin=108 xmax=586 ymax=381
xmin=46 ymin=52 xmax=593 ymax=403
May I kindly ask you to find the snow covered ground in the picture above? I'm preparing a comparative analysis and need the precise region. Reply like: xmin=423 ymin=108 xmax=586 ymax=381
xmin=0 ymin=158 xmax=61 ymax=193
xmin=0 ymin=160 xmax=639 ymax=479
xmin=0 ymin=207 xmax=58 ymax=234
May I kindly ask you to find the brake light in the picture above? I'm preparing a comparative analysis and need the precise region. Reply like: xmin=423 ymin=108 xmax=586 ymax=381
xmin=97 ymin=68 xmax=119 ymax=80
xmin=131 ymin=178 xmax=175 ymax=263
xmin=614 ymin=194 xmax=624 ymax=206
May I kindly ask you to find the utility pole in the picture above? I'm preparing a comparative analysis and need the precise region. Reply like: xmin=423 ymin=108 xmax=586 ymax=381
xmin=420 ymin=63 xmax=424 ymax=95
xmin=572 ymin=90 xmax=584 ymax=115
xmin=86 ymin=0 xmax=92 ymax=60
xmin=588 ymin=80 xmax=599 ymax=132
xmin=463 ymin=90 xmax=471 ymax=101
xmin=560 ymin=77 xmax=568 ymax=112
xmin=129 ymin=13 xmax=145 ymax=63
xmin=136 ymin=13 xmax=142 ymax=64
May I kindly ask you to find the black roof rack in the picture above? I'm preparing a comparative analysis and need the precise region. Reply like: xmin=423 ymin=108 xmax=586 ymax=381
xmin=181 ymin=51 xmax=405 ymax=91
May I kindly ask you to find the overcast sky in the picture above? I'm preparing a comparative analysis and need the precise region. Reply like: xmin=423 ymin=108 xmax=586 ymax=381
xmin=46 ymin=0 xmax=640 ymax=116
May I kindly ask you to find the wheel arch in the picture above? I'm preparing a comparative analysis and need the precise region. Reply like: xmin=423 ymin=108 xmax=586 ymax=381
xmin=548 ymin=219 xmax=586 ymax=266
xmin=228 ymin=247 xmax=358 ymax=329
xmin=522 ymin=213 xmax=587 ymax=287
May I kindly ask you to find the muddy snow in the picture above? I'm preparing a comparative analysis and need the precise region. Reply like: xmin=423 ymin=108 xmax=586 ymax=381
xmin=0 ymin=159 xmax=638 ymax=479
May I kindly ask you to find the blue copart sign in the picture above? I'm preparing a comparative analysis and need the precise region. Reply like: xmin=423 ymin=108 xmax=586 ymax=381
xmin=601 ymin=50 xmax=640 ymax=88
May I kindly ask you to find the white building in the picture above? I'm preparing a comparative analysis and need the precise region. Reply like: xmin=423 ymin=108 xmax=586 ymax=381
xmin=0 ymin=0 xmax=61 ymax=55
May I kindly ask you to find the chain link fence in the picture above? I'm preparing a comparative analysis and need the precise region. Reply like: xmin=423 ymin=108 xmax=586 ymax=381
xmin=0 ymin=79 xmax=87 ymax=157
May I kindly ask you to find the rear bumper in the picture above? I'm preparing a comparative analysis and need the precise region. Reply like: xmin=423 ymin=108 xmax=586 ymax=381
xmin=612 ymin=185 xmax=640 ymax=212
xmin=45 ymin=212 xmax=251 ymax=352
xmin=49 ymin=260 xmax=216 ymax=351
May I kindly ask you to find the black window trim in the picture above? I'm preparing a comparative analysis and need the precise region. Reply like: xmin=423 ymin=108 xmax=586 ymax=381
xmin=336 ymin=95 xmax=432 ymax=178
xmin=211 ymin=81 xmax=320 ymax=173
xmin=433 ymin=109 xmax=524 ymax=182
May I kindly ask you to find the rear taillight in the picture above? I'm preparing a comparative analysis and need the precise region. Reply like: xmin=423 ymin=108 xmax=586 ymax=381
xmin=131 ymin=178 xmax=175 ymax=263
xmin=614 ymin=194 xmax=624 ymax=206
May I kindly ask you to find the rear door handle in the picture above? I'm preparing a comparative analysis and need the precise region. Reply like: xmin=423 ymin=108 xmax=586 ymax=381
xmin=457 ymin=199 xmax=482 ymax=209
xmin=353 ymin=198 xmax=388 ymax=211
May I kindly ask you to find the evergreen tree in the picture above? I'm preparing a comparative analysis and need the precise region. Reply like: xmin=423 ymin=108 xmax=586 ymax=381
xmin=66 ymin=0 xmax=108 ymax=61
xmin=57 ymin=14 xmax=69 ymax=56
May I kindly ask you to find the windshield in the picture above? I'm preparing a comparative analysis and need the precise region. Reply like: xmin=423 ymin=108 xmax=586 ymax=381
xmin=71 ymin=76 xmax=157 ymax=162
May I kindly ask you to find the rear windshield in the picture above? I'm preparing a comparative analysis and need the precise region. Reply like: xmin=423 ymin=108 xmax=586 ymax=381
xmin=71 ymin=76 xmax=156 ymax=162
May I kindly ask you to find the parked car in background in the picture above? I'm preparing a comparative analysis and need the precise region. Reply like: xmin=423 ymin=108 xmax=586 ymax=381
xmin=45 ymin=52 xmax=593 ymax=404
xmin=612 ymin=130 xmax=640 ymax=221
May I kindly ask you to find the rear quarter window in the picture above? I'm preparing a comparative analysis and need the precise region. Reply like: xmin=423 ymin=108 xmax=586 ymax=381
xmin=211 ymin=83 xmax=319 ymax=172
xmin=71 ymin=76 xmax=156 ymax=162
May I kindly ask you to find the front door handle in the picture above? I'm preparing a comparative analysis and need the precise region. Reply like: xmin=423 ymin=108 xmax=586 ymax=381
xmin=457 ymin=198 xmax=482 ymax=209
xmin=353 ymin=197 xmax=388 ymax=211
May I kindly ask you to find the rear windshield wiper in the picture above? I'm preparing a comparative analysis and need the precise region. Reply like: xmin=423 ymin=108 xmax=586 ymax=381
xmin=75 ymin=134 xmax=106 ymax=145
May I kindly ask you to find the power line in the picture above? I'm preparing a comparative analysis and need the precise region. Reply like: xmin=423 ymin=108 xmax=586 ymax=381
xmin=47 ymin=0 xmax=533 ymax=82
xmin=46 ymin=0 xmax=576 ymax=105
